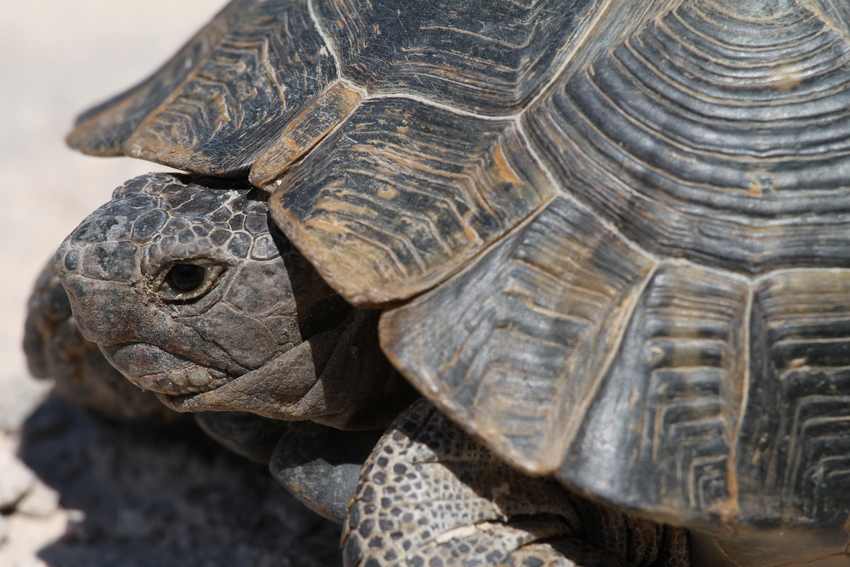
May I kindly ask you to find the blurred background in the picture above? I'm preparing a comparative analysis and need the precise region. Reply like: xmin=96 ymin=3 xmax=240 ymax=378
xmin=1 ymin=0 xmax=225 ymax=392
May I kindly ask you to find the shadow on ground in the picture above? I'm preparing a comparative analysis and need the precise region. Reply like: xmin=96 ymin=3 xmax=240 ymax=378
xmin=15 ymin=396 xmax=341 ymax=567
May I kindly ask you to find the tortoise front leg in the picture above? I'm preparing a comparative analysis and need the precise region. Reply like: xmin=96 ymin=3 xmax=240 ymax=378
xmin=197 ymin=411 xmax=382 ymax=524
xmin=270 ymin=423 xmax=381 ymax=523
xmin=342 ymin=400 xmax=688 ymax=567
xmin=194 ymin=412 xmax=290 ymax=464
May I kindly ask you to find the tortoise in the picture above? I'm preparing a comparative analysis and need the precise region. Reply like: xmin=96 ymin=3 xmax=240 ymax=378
xmin=51 ymin=172 xmax=687 ymax=566
xmin=48 ymin=0 xmax=850 ymax=564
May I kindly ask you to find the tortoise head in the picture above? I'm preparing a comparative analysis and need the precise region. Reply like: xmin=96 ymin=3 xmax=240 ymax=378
xmin=55 ymin=173 xmax=409 ymax=429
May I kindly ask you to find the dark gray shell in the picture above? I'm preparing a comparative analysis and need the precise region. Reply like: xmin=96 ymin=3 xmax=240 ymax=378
xmin=69 ymin=0 xmax=850 ymax=542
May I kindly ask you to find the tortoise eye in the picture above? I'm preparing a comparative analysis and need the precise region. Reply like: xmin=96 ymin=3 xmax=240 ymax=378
xmin=167 ymin=264 xmax=206 ymax=293
xmin=159 ymin=262 xmax=224 ymax=302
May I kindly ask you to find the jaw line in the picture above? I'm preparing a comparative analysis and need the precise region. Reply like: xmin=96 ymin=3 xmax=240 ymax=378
xmin=153 ymin=338 xmax=328 ymax=418
xmin=131 ymin=365 xmax=232 ymax=396
xmin=153 ymin=342 xmax=321 ymax=415
xmin=104 ymin=343 xmax=234 ymax=396
xmin=154 ymin=312 xmax=367 ymax=419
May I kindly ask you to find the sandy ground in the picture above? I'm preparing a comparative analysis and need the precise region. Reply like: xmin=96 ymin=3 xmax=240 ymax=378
xmin=0 ymin=396 xmax=340 ymax=567
xmin=0 ymin=3 xmax=340 ymax=565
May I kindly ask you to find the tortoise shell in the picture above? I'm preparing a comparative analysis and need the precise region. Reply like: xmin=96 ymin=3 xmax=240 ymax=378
xmin=69 ymin=0 xmax=850 ymax=541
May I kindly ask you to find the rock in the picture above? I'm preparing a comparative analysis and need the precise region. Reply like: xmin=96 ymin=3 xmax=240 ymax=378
xmin=0 ymin=375 xmax=49 ymax=434
xmin=15 ymin=484 xmax=59 ymax=518
xmin=0 ymin=451 xmax=34 ymax=511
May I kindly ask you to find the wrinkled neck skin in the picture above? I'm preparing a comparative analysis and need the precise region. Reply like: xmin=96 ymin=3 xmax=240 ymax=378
xmin=55 ymin=173 xmax=411 ymax=431
xmin=159 ymin=309 xmax=411 ymax=430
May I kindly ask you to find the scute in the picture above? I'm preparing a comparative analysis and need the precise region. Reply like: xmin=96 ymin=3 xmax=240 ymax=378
xmin=565 ymin=265 xmax=749 ymax=527
xmin=741 ymin=270 xmax=850 ymax=525
xmin=66 ymin=0 xmax=244 ymax=156
xmin=69 ymin=0 xmax=339 ymax=177
xmin=381 ymin=196 xmax=656 ymax=473
xmin=66 ymin=0 xmax=608 ymax=179
xmin=313 ymin=0 xmax=603 ymax=114
xmin=269 ymin=97 xmax=553 ymax=305
xmin=524 ymin=0 xmax=850 ymax=273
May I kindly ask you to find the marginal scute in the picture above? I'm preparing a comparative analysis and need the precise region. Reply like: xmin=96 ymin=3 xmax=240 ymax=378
xmin=65 ymin=0 xmax=245 ymax=156
xmin=313 ymin=0 xmax=605 ymax=114
xmin=126 ymin=0 xmax=338 ymax=176
xmin=380 ymin=196 xmax=655 ymax=473
xmin=270 ymin=97 xmax=553 ymax=305
xmin=739 ymin=269 xmax=850 ymax=525
xmin=250 ymin=81 xmax=364 ymax=187
xmin=564 ymin=264 xmax=749 ymax=527
xmin=524 ymin=0 xmax=850 ymax=273
xmin=69 ymin=0 xmax=339 ymax=177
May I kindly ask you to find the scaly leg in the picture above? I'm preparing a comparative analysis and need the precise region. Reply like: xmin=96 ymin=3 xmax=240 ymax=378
xmin=342 ymin=400 xmax=689 ymax=567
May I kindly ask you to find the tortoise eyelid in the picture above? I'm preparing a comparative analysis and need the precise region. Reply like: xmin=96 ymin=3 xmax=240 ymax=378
xmin=155 ymin=261 xmax=226 ymax=303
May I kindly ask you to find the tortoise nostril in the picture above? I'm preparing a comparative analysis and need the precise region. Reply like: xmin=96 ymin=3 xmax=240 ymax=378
xmin=56 ymin=240 xmax=140 ymax=283
xmin=62 ymin=247 xmax=80 ymax=273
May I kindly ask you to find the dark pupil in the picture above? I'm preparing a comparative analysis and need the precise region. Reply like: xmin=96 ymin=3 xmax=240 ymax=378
xmin=167 ymin=264 xmax=206 ymax=293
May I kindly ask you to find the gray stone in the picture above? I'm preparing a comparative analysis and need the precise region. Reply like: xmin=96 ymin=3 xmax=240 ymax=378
xmin=15 ymin=484 xmax=59 ymax=519
xmin=0 ymin=451 xmax=34 ymax=511
xmin=0 ymin=376 xmax=49 ymax=434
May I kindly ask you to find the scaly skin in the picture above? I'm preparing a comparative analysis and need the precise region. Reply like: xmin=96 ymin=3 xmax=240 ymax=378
xmin=343 ymin=400 xmax=691 ymax=567
xmin=54 ymin=172 xmax=412 ymax=431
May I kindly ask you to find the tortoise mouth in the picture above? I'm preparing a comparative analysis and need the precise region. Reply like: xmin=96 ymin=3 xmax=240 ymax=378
xmin=103 ymin=343 xmax=232 ymax=396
